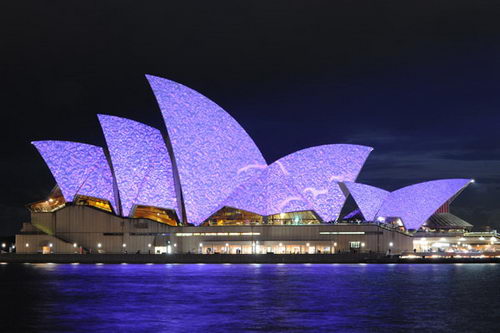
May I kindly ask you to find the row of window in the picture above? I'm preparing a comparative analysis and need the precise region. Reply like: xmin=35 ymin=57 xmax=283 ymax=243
xmin=175 ymin=232 xmax=261 ymax=237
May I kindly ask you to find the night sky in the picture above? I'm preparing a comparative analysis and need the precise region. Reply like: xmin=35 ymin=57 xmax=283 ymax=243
xmin=1 ymin=1 xmax=500 ymax=236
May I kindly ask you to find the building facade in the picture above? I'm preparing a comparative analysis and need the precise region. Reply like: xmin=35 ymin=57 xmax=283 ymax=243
xmin=16 ymin=205 xmax=412 ymax=255
xmin=16 ymin=74 xmax=479 ymax=256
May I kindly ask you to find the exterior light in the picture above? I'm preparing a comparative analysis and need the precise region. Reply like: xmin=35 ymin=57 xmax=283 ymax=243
xmin=389 ymin=242 xmax=394 ymax=247
xmin=470 ymin=179 xmax=475 ymax=183
xmin=479 ymin=237 xmax=485 ymax=241
xmin=1 ymin=243 xmax=5 ymax=248
xmin=279 ymin=243 xmax=283 ymax=247
xmin=174 ymin=243 xmax=177 ymax=247
xmin=97 ymin=243 xmax=102 ymax=248
xmin=148 ymin=243 xmax=152 ymax=248
xmin=25 ymin=243 xmax=29 ymax=247
xmin=12 ymin=245 xmax=15 ymax=249
xmin=199 ymin=243 xmax=203 ymax=247
xmin=334 ymin=242 xmax=337 ymax=246
xmin=122 ymin=243 xmax=127 ymax=248
xmin=49 ymin=198 xmax=54 ymax=203
xmin=49 ymin=243 xmax=53 ymax=248
xmin=256 ymin=240 xmax=259 ymax=244
xmin=306 ymin=243 xmax=310 ymax=247
xmin=225 ymin=243 xmax=229 ymax=247
xmin=73 ymin=243 xmax=77 ymax=248
xmin=459 ymin=237 xmax=466 ymax=241
xmin=361 ymin=243 xmax=365 ymax=247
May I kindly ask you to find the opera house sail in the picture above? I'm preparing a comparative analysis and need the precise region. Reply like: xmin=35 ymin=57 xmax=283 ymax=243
xmin=17 ymin=74 xmax=480 ymax=255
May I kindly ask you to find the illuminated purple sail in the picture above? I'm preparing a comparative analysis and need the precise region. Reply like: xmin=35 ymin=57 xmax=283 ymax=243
xmin=32 ymin=141 xmax=117 ymax=211
xmin=376 ymin=179 xmax=472 ymax=230
xmin=223 ymin=161 xmax=313 ymax=216
xmin=98 ymin=115 xmax=178 ymax=217
xmin=275 ymin=144 xmax=373 ymax=222
xmin=146 ymin=75 xmax=267 ymax=225
xmin=344 ymin=182 xmax=389 ymax=221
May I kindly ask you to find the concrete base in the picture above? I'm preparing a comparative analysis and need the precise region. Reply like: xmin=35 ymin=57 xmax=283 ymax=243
xmin=0 ymin=253 xmax=499 ymax=264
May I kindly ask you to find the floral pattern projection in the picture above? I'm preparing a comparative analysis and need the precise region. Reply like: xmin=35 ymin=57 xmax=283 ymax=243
xmin=376 ymin=179 xmax=472 ymax=230
xmin=345 ymin=179 xmax=473 ymax=230
xmin=146 ymin=75 xmax=267 ymax=225
xmin=32 ymin=141 xmax=117 ymax=212
xmin=344 ymin=182 xmax=390 ymax=221
xmin=32 ymin=74 xmax=473 ymax=228
xmin=98 ymin=115 xmax=178 ymax=217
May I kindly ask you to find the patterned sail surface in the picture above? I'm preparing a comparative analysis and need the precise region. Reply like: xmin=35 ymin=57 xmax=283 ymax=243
xmin=146 ymin=75 xmax=267 ymax=225
xmin=98 ymin=115 xmax=178 ymax=217
xmin=32 ymin=141 xmax=116 ymax=211
xmin=223 ymin=161 xmax=313 ymax=216
xmin=376 ymin=179 xmax=472 ymax=230
xmin=344 ymin=182 xmax=390 ymax=221
xmin=275 ymin=144 xmax=373 ymax=222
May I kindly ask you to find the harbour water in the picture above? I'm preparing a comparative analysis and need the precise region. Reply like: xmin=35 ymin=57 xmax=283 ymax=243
xmin=0 ymin=263 xmax=498 ymax=332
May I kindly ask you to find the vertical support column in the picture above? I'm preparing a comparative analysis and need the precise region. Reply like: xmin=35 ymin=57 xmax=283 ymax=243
xmin=160 ymin=126 xmax=188 ymax=225
xmin=103 ymin=147 xmax=123 ymax=216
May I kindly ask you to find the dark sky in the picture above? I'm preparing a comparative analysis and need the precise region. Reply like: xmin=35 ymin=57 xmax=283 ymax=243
xmin=1 ymin=1 xmax=500 ymax=235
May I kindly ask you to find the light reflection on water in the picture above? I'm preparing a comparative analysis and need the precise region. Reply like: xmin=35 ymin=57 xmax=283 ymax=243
xmin=0 ymin=263 xmax=499 ymax=332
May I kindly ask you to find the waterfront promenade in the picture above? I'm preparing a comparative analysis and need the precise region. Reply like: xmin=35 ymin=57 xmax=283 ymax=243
xmin=0 ymin=253 xmax=499 ymax=264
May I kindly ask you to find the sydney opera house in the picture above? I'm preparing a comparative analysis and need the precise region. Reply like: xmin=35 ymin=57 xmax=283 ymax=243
xmin=16 ymin=75 xmax=488 ymax=256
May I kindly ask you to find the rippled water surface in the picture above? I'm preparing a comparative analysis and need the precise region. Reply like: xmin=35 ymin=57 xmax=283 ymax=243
xmin=0 ymin=263 xmax=499 ymax=332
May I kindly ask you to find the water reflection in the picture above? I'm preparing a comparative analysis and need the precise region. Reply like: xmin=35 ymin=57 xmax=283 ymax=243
xmin=0 ymin=264 xmax=498 ymax=332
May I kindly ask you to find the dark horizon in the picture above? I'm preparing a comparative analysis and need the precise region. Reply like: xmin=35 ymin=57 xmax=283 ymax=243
xmin=2 ymin=1 xmax=500 ymax=235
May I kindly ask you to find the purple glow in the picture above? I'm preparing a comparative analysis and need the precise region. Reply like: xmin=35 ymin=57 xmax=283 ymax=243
xmin=376 ymin=179 xmax=472 ymax=230
xmin=98 ymin=115 xmax=178 ymax=217
xmin=344 ymin=182 xmax=389 ymax=221
xmin=275 ymin=145 xmax=372 ymax=221
xmin=32 ymin=141 xmax=116 ymax=211
xmin=223 ymin=161 xmax=313 ymax=216
xmin=146 ymin=75 xmax=267 ymax=225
